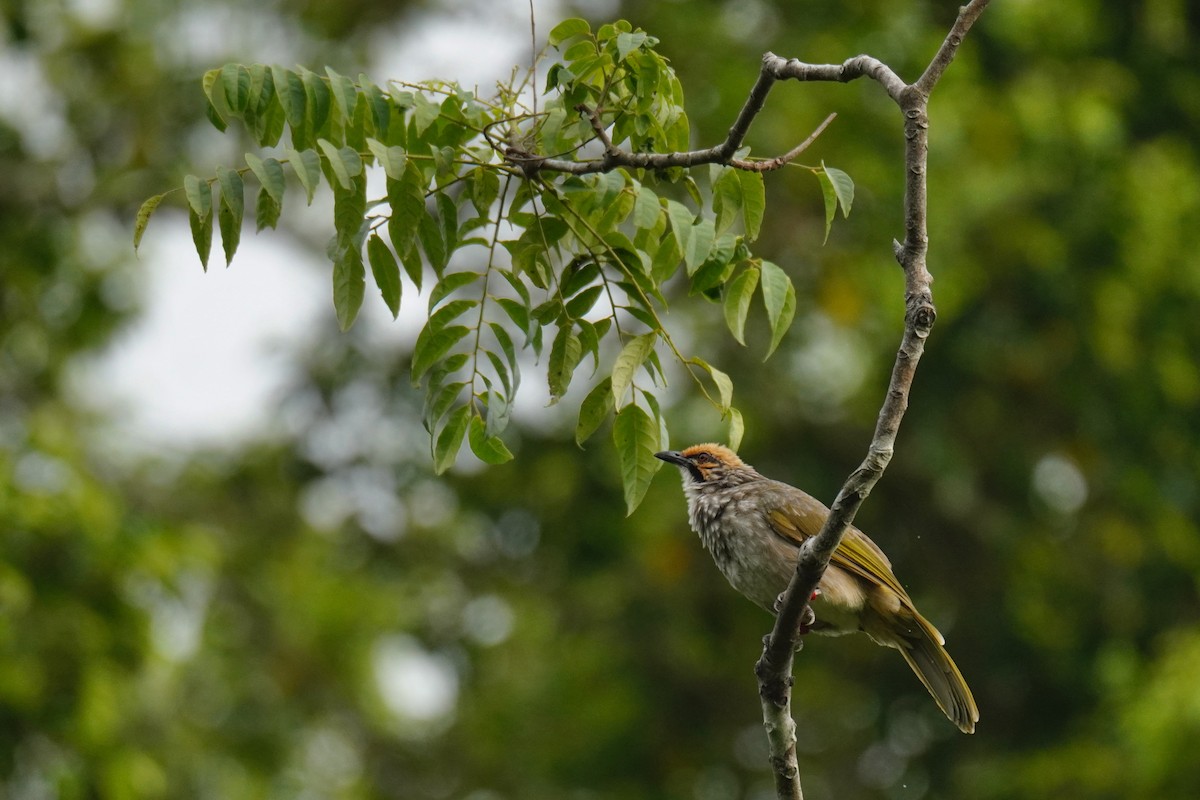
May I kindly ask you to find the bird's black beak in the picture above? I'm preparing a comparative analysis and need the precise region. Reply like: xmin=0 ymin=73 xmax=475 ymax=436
xmin=656 ymin=450 xmax=704 ymax=482
xmin=655 ymin=450 xmax=688 ymax=467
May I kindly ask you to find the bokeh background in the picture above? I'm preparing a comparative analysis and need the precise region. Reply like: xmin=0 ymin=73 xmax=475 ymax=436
xmin=3 ymin=0 xmax=1199 ymax=798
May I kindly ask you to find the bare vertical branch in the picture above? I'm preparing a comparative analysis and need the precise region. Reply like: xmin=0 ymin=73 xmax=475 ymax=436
xmin=753 ymin=3 xmax=992 ymax=798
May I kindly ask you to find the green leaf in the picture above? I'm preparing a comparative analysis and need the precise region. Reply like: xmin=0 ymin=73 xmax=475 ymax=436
xmin=737 ymin=170 xmax=766 ymax=241
xmin=727 ymin=407 xmax=745 ymax=452
xmin=184 ymin=174 xmax=212 ymax=219
xmin=326 ymin=67 xmax=358 ymax=123
xmin=576 ymin=377 xmax=614 ymax=446
xmin=816 ymin=169 xmax=836 ymax=243
xmin=484 ymin=350 xmax=513 ymax=396
xmin=185 ymin=177 xmax=214 ymax=270
xmin=217 ymin=167 xmax=243 ymax=267
xmin=437 ymin=192 xmax=458 ymax=258
xmin=366 ymin=233 xmax=401 ymax=317
xmin=301 ymin=67 xmax=331 ymax=134
xmin=399 ymin=242 xmax=424 ymax=294
xmin=665 ymin=199 xmax=695 ymax=256
xmin=611 ymin=332 xmax=656 ymax=406
xmin=683 ymin=217 xmax=716 ymax=274
xmin=633 ymin=183 xmax=660 ymax=230
xmin=418 ymin=208 xmax=447 ymax=276
xmin=332 ymin=173 xmax=367 ymax=251
xmin=548 ymin=17 xmax=590 ymax=46
xmin=689 ymin=232 xmax=738 ymax=295
xmin=333 ymin=243 xmax=366 ymax=331
xmin=426 ymin=298 xmax=476 ymax=332
xmin=645 ymin=349 xmax=667 ymax=386
xmin=467 ymin=414 xmax=514 ymax=464
xmin=690 ymin=357 xmax=733 ymax=411
xmin=594 ymin=169 xmax=626 ymax=209
xmin=575 ymin=318 xmax=601 ymax=373
xmin=412 ymin=92 xmax=441 ymax=134
xmin=201 ymin=68 xmax=229 ymax=131
xmin=133 ymin=193 xmax=165 ymax=252
xmin=615 ymin=31 xmax=648 ymax=61
xmin=387 ymin=162 xmax=426 ymax=267
xmin=434 ymin=405 xmax=470 ymax=474
xmin=548 ymin=324 xmax=583 ymax=402
xmin=723 ymin=266 xmax=759 ymax=345
xmin=711 ymin=168 xmax=742 ymax=235
xmin=245 ymin=153 xmax=285 ymax=205
xmin=565 ymin=285 xmax=604 ymax=319
xmin=360 ymin=77 xmax=390 ymax=139
xmin=428 ymin=271 xmax=480 ymax=311
xmin=759 ymin=260 xmax=796 ymax=360
xmin=221 ymin=63 xmax=251 ymax=113
xmin=318 ymin=138 xmax=362 ymax=190
xmin=255 ymin=185 xmax=281 ymax=231
xmin=189 ymin=210 xmax=213 ymax=270
xmin=271 ymin=66 xmax=307 ymax=134
xmin=643 ymin=390 xmax=669 ymax=453
xmin=650 ymin=230 xmax=682 ymax=283
xmin=823 ymin=162 xmax=855 ymax=217
xmin=412 ymin=324 xmax=472 ymax=386
xmin=247 ymin=65 xmax=283 ymax=145
xmin=257 ymin=100 xmax=287 ymax=148
xmin=561 ymin=259 xmax=601 ymax=298
xmin=484 ymin=389 xmax=512 ymax=437
xmin=425 ymin=380 xmax=466 ymax=431
xmin=366 ymin=138 xmax=406 ymax=179
xmin=468 ymin=168 xmax=500 ymax=215
xmin=613 ymin=403 xmax=661 ymax=516
xmin=495 ymin=297 xmax=532 ymax=344
xmin=286 ymin=148 xmax=322 ymax=204
xmin=566 ymin=43 xmax=603 ymax=70
xmin=488 ymin=322 xmax=519 ymax=387
xmin=217 ymin=167 xmax=244 ymax=218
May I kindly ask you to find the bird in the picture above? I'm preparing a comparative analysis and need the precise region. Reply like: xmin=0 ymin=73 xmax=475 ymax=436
xmin=656 ymin=442 xmax=978 ymax=734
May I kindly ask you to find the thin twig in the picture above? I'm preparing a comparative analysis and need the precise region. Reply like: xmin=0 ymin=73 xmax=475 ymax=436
xmin=916 ymin=0 xmax=993 ymax=95
xmin=529 ymin=113 xmax=835 ymax=176
xmin=575 ymin=103 xmax=618 ymax=155
xmin=730 ymin=113 xmax=836 ymax=172
xmin=528 ymin=0 xmax=537 ymax=118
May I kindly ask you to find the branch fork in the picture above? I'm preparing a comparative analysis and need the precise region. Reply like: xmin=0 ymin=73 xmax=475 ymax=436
xmin=507 ymin=62 xmax=838 ymax=177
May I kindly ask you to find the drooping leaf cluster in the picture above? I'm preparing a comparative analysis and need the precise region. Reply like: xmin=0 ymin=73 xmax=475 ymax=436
xmin=135 ymin=18 xmax=853 ymax=512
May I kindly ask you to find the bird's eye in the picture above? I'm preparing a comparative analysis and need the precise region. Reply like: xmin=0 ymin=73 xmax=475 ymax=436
xmin=693 ymin=452 xmax=717 ymax=466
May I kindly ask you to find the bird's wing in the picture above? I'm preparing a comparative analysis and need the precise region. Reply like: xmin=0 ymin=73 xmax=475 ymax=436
xmin=767 ymin=497 xmax=910 ymax=601
xmin=831 ymin=528 xmax=910 ymax=600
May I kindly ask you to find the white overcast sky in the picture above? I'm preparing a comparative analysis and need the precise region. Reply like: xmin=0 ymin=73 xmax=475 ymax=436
xmin=82 ymin=0 xmax=601 ymax=453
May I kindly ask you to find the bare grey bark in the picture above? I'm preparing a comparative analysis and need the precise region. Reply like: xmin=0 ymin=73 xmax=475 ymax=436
xmin=754 ymin=3 xmax=993 ymax=798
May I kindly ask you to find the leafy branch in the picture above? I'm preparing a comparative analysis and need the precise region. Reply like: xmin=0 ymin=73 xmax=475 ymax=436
xmin=134 ymin=18 xmax=855 ymax=513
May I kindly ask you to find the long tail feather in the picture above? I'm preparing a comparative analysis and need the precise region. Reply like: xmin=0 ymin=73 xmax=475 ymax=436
xmin=899 ymin=615 xmax=979 ymax=734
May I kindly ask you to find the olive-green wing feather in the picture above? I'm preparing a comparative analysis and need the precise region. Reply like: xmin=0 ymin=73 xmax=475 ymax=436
xmin=767 ymin=498 xmax=911 ymax=602
xmin=833 ymin=529 xmax=911 ymax=600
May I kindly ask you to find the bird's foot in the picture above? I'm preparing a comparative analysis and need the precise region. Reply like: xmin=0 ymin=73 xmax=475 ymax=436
xmin=797 ymin=604 xmax=816 ymax=634
xmin=773 ymin=589 xmax=821 ymax=635
xmin=772 ymin=588 xmax=822 ymax=615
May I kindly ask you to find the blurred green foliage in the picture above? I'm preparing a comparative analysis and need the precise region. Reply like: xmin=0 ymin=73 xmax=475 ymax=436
xmin=2 ymin=1 xmax=1199 ymax=799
